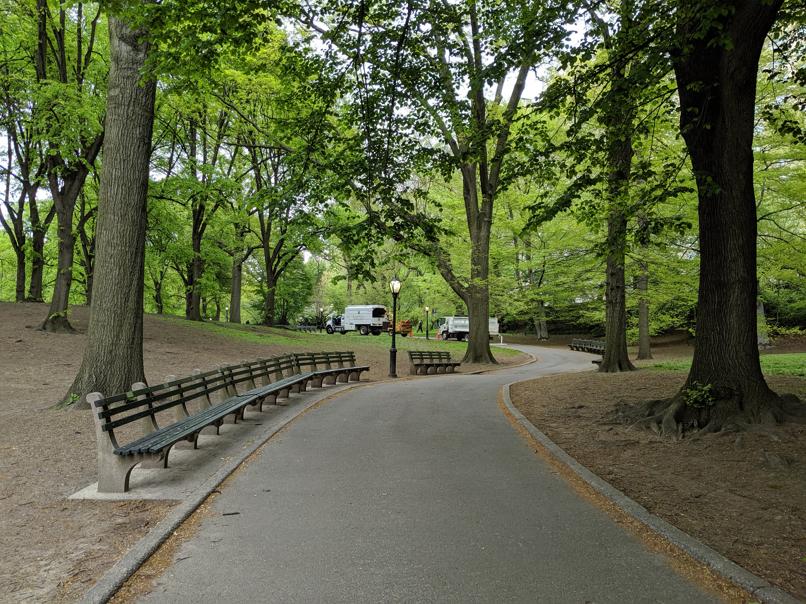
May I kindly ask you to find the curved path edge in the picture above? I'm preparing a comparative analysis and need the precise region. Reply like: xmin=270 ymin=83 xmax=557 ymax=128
xmin=79 ymin=382 xmax=369 ymax=604
xmin=500 ymin=381 xmax=800 ymax=604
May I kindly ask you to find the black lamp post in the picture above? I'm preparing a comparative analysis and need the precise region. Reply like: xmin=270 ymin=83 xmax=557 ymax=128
xmin=319 ymin=307 xmax=324 ymax=332
xmin=424 ymin=306 xmax=430 ymax=340
xmin=389 ymin=277 xmax=401 ymax=377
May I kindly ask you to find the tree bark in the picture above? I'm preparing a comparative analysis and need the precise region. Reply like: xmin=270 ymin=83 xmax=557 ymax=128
xmin=77 ymin=192 xmax=96 ymax=304
xmin=600 ymin=207 xmax=635 ymax=371
xmin=647 ymin=0 xmax=798 ymax=433
xmin=229 ymin=258 xmax=243 ymax=324
xmin=27 ymin=205 xmax=51 ymax=301
xmin=66 ymin=14 xmax=155 ymax=407
xmin=263 ymin=267 xmax=276 ymax=326
xmin=598 ymin=3 xmax=636 ymax=373
xmin=187 ymin=250 xmax=203 ymax=321
xmin=465 ymin=197 xmax=496 ymax=363
xmin=41 ymin=205 xmax=78 ymax=332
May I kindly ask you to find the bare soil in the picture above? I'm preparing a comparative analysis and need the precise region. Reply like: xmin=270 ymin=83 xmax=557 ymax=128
xmin=0 ymin=302 xmax=523 ymax=603
xmin=510 ymin=354 xmax=806 ymax=599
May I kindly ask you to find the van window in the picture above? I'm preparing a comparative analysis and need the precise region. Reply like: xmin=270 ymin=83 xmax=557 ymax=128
xmin=372 ymin=307 xmax=387 ymax=318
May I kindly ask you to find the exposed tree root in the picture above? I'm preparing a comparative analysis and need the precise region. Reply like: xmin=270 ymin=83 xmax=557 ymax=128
xmin=609 ymin=390 xmax=806 ymax=439
xmin=39 ymin=314 xmax=76 ymax=334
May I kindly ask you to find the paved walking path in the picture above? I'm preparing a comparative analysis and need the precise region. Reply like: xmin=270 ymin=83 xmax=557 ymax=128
xmin=140 ymin=346 xmax=717 ymax=603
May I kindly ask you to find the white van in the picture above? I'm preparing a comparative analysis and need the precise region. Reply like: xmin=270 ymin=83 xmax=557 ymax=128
xmin=437 ymin=316 xmax=499 ymax=341
xmin=326 ymin=305 xmax=389 ymax=336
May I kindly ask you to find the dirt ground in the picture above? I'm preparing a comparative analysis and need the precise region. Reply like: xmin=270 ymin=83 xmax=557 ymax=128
xmin=0 ymin=302 xmax=524 ymax=603
xmin=510 ymin=352 xmax=806 ymax=600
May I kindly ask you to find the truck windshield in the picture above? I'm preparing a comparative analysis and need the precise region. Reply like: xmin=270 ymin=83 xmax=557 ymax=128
xmin=372 ymin=308 xmax=387 ymax=318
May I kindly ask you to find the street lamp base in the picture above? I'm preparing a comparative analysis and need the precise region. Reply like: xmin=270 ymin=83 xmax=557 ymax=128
xmin=389 ymin=347 xmax=398 ymax=378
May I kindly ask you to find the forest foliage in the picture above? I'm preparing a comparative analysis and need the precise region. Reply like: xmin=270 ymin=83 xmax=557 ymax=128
xmin=0 ymin=0 xmax=803 ymax=343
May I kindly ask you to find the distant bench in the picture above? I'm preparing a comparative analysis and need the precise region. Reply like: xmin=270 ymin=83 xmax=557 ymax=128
xmin=88 ymin=351 xmax=368 ymax=493
xmin=569 ymin=339 xmax=606 ymax=364
xmin=568 ymin=339 xmax=605 ymax=354
xmin=407 ymin=350 xmax=461 ymax=375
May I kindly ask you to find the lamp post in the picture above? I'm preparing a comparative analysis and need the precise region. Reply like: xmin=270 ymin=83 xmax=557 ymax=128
xmin=424 ymin=306 xmax=430 ymax=340
xmin=319 ymin=307 xmax=324 ymax=332
xmin=389 ymin=277 xmax=401 ymax=377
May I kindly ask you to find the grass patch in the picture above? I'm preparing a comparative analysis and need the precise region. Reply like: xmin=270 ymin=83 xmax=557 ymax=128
xmin=154 ymin=315 xmax=521 ymax=358
xmin=651 ymin=353 xmax=806 ymax=377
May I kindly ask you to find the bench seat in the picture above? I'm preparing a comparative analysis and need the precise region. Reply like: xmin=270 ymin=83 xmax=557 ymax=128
xmin=114 ymin=392 xmax=256 ymax=456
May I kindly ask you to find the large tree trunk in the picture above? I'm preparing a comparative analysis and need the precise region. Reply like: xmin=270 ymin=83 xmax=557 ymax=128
xmin=634 ymin=0 xmax=803 ymax=435
xmin=463 ymin=198 xmax=495 ymax=364
xmin=66 ymin=14 xmax=155 ymax=408
xmin=674 ymin=0 xmax=781 ymax=423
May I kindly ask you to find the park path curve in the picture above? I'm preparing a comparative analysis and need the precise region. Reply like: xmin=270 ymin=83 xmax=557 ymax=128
xmin=139 ymin=345 xmax=717 ymax=603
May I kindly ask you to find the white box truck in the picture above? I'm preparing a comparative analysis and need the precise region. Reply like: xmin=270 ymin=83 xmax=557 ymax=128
xmin=437 ymin=316 xmax=499 ymax=341
xmin=326 ymin=305 xmax=389 ymax=336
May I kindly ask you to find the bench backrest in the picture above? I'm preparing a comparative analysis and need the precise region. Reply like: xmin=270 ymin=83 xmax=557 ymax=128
xmin=90 ymin=350 xmax=359 ymax=447
xmin=408 ymin=350 xmax=453 ymax=363
xmin=90 ymin=368 xmax=233 ymax=448
xmin=294 ymin=351 xmax=357 ymax=372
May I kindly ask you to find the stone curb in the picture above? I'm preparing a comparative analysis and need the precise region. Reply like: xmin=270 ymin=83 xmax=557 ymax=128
xmin=500 ymin=382 xmax=800 ymax=604
xmin=79 ymin=381 xmax=368 ymax=604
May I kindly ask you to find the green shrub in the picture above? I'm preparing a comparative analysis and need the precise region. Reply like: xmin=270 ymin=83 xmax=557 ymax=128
xmin=682 ymin=382 xmax=715 ymax=408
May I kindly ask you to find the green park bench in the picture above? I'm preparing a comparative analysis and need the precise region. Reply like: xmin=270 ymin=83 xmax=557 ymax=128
xmin=407 ymin=350 xmax=461 ymax=375
xmin=568 ymin=339 xmax=606 ymax=354
xmin=88 ymin=351 xmax=369 ymax=493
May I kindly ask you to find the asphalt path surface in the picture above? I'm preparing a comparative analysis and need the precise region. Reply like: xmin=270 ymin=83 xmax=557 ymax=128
xmin=140 ymin=345 xmax=717 ymax=603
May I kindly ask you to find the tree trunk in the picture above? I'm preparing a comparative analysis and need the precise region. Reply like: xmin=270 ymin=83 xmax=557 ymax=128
xmin=535 ymin=299 xmax=549 ymax=340
xmin=78 ymin=194 xmax=96 ymax=305
xmin=229 ymin=258 xmax=242 ymax=324
xmin=13 ymin=249 xmax=26 ymax=302
xmin=186 ymin=246 xmax=203 ymax=321
xmin=636 ymin=0 xmax=800 ymax=434
xmin=600 ymin=213 xmax=635 ymax=372
xmin=41 ymin=206 xmax=77 ymax=332
xmin=636 ymin=261 xmax=652 ymax=359
xmin=27 ymin=219 xmax=48 ymax=301
xmin=153 ymin=276 xmax=164 ymax=314
xmin=599 ymin=27 xmax=636 ymax=373
xmin=675 ymin=0 xmax=780 ymax=414
xmin=66 ymin=14 xmax=155 ymax=408
xmin=464 ymin=208 xmax=495 ymax=364
xmin=263 ymin=271 xmax=276 ymax=326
